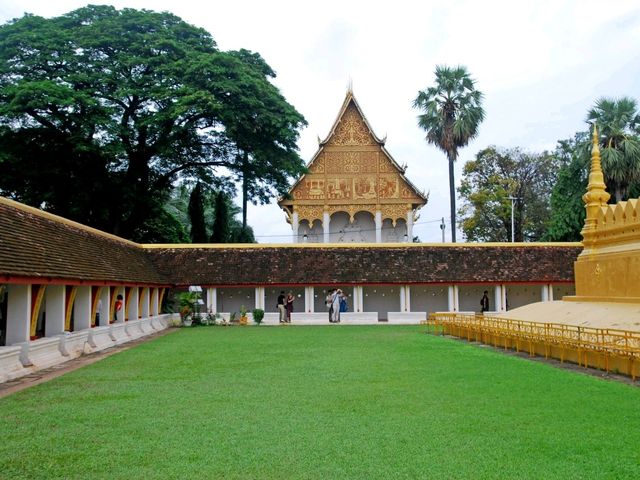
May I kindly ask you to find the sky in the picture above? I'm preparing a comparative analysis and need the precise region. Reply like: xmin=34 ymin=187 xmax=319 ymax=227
xmin=2 ymin=0 xmax=640 ymax=242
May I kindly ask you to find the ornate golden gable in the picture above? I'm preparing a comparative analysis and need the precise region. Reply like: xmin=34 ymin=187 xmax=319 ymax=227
xmin=279 ymin=91 xmax=427 ymax=225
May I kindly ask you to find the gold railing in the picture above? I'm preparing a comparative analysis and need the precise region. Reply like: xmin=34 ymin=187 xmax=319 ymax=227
xmin=423 ymin=313 xmax=640 ymax=380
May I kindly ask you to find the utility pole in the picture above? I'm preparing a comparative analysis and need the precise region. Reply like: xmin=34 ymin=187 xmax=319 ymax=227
xmin=507 ymin=197 xmax=520 ymax=242
xmin=440 ymin=217 xmax=445 ymax=243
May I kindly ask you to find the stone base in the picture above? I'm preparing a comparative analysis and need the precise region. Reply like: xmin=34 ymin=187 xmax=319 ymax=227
xmin=59 ymin=330 xmax=90 ymax=358
xmin=87 ymin=326 xmax=114 ymax=352
xmin=125 ymin=319 xmax=144 ymax=340
xmin=387 ymin=312 xmax=427 ymax=324
xmin=0 ymin=346 xmax=27 ymax=383
xmin=138 ymin=317 xmax=153 ymax=335
xmin=109 ymin=323 xmax=129 ymax=344
xmin=18 ymin=337 xmax=66 ymax=370
xmin=291 ymin=312 xmax=332 ymax=325
xmin=341 ymin=312 xmax=379 ymax=324
xmin=261 ymin=313 xmax=280 ymax=325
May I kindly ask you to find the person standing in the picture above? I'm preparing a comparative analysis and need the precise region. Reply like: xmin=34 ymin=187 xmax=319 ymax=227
xmin=326 ymin=289 xmax=335 ymax=322
xmin=285 ymin=291 xmax=294 ymax=323
xmin=277 ymin=291 xmax=286 ymax=324
xmin=480 ymin=290 xmax=490 ymax=313
xmin=114 ymin=294 xmax=123 ymax=323
xmin=331 ymin=289 xmax=342 ymax=323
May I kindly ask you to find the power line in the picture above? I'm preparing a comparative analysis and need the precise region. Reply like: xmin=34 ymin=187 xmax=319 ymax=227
xmin=250 ymin=215 xmax=452 ymax=239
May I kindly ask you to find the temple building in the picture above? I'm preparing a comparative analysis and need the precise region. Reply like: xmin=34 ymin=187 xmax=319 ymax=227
xmin=279 ymin=90 xmax=427 ymax=243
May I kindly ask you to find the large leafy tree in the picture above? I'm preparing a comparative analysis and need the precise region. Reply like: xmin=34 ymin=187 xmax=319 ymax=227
xmin=0 ymin=6 xmax=306 ymax=241
xmin=458 ymin=146 xmax=558 ymax=242
xmin=586 ymin=97 xmax=640 ymax=202
xmin=413 ymin=65 xmax=485 ymax=242
xmin=543 ymin=134 xmax=589 ymax=241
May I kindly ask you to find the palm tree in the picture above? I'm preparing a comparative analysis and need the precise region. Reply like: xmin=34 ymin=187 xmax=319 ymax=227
xmin=586 ymin=97 xmax=640 ymax=202
xmin=413 ymin=65 xmax=485 ymax=242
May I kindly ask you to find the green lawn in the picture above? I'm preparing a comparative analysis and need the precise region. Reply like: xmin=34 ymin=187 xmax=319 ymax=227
xmin=1 ymin=326 xmax=639 ymax=479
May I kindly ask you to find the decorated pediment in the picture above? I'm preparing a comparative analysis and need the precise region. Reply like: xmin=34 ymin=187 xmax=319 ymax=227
xmin=280 ymin=91 xmax=427 ymax=221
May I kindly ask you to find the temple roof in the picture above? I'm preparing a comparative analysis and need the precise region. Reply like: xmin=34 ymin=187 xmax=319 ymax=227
xmin=0 ymin=195 xmax=580 ymax=288
xmin=0 ymin=197 xmax=168 ymax=286
xmin=279 ymin=90 xmax=428 ymax=220
xmin=146 ymin=243 xmax=580 ymax=287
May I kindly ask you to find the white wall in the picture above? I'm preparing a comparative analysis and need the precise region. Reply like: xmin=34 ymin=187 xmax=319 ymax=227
xmin=410 ymin=285 xmax=449 ymax=313
xmin=458 ymin=285 xmax=492 ymax=313
xmin=362 ymin=286 xmax=400 ymax=320
xmin=217 ymin=287 xmax=255 ymax=316
xmin=553 ymin=284 xmax=575 ymax=300
xmin=298 ymin=219 xmax=323 ymax=243
xmin=264 ymin=287 xmax=305 ymax=315
xmin=505 ymin=285 xmax=544 ymax=310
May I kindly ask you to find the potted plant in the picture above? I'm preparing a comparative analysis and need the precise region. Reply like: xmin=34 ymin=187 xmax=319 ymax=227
xmin=178 ymin=291 xmax=198 ymax=327
xmin=239 ymin=305 xmax=248 ymax=326
xmin=253 ymin=308 xmax=265 ymax=325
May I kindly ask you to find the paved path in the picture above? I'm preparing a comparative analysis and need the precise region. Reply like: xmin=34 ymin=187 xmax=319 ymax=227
xmin=0 ymin=328 xmax=177 ymax=399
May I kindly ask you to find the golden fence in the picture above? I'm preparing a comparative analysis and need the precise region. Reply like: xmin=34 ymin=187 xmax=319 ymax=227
xmin=423 ymin=313 xmax=640 ymax=380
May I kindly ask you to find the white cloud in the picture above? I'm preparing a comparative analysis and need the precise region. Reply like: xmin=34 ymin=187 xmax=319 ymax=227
xmin=2 ymin=0 xmax=640 ymax=242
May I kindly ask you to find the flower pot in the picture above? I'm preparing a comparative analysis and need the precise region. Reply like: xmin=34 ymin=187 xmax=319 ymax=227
xmin=183 ymin=318 xmax=193 ymax=327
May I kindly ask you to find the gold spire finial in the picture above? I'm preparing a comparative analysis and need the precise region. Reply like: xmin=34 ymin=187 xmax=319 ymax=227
xmin=581 ymin=123 xmax=610 ymax=244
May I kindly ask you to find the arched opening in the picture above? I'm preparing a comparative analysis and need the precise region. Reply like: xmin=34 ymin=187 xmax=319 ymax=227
xmin=381 ymin=218 xmax=408 ymax=242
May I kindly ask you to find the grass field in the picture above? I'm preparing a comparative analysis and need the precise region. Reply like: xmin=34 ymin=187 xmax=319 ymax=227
xmin=1 ymin=325 xmax=639 ymax=479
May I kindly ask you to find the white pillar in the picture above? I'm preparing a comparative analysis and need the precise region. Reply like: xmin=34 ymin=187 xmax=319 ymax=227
xmin=45 ymin=285 xmax=65 ymax=337
xmin=405 ymin=285 xmax=411 ymax=312
xmin=7 ymin=285 xmax=31 ymax=345
xmin=74 ymin=286 xmax=92 ymax=331
xmin=254 ymin=287 xmax=262 ymax=310
xmin=323 ymin=211 xmax=330 ymax=243
xmin=454 ymin=285 xmax=460 ymax=311
xmin=406 ymin=210 xmax=413 ymax=242
xmin=353 ymin=286 xmax=360 ymax=312
xmin=141 ymin=288 xmax=150 ymax=318
xmin=447 ymin=285 xmax=455 ymax=312
xmin=548 ymin=284 xmax=554 ymax=301
xmin=128 ymin=287 xmax=139 ymax=321
xmin=358 ymin=286 xmax=364 ymax=313
xmin=399 ymin=287 xmax=406 ymax=312
xmin=305 ymin=286 xmax=314 ymax=313
xmin=501 ymin=285 xmax=507 ymax=312
xmin=375 ymin=210 xmax=382 ymax=243
xmin=100 ymin=287 xmax=111 ymax=326
xmin=494 ymin=285 xmax=502 ymax=312
xmin=541 ymin=285 xmax=549 ymax=302
xmin=207 ymin=287 xmax=217 ymax=313
xmin=292 ymin=212 xmax=299 ymax=243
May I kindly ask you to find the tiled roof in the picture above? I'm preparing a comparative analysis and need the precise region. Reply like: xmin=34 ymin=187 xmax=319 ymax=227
xmin=146 ymin=244 xmax=581 ymax=287
xmin=0 ymin=196 xmax=581 ymax=287
xmin=0 ymin=198 xmax=168 ymax=285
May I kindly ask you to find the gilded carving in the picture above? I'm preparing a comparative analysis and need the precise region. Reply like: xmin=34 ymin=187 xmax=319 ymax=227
xmin=378 ymin=175 xmax=399 ymax=199
xmin=382 ymin=204 xmax=410 ymax=224
xmin=353 ymin=176 xmax=377 ymax=200
xmin=308 ymin=154 xmax=325 ymax=174
xmin=327 ymin=178 xmax=351 ymax=200
xmin=295 ymin=205 xmax=324 ymax=223
xmin=401 ymin=185 xmax=416 ymax=199
xmin=325 ymin=151 xmax=377 ymax=174
xmin=328 ymin=105 xmax=375 ymax=146
xmin=379 ymin=156 xmax=395 ymax=173
xmin=301 ymin=178 xmax=325 ymax=200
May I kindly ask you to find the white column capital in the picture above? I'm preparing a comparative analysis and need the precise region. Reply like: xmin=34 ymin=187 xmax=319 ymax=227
xmin=323 ymin=211 xmax=330 ymax=243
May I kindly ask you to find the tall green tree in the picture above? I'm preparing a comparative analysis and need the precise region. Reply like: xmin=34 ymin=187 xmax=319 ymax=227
xmin=210 ymin=191 xmax=231 ymax=243
xmin=188 ymin=183 xmax=207 ymax=243
xmin=543 ymin=133 xmax=589 ymax=242
xmin=0 ymin=6 xmax=306 ymax=241
xmin=413 ymin=65 xmax=485 ymax=242
xmin=458 ymin=146 xmax=558 ymax=242
xmin=586 ymin=97 xmax=640 ymax=202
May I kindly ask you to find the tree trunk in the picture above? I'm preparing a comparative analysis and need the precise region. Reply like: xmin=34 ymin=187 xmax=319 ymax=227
xmin=448 ymin=152 xmax=457 ymax=243
xmin=242 ymin=150 xmax=248 ymax=229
